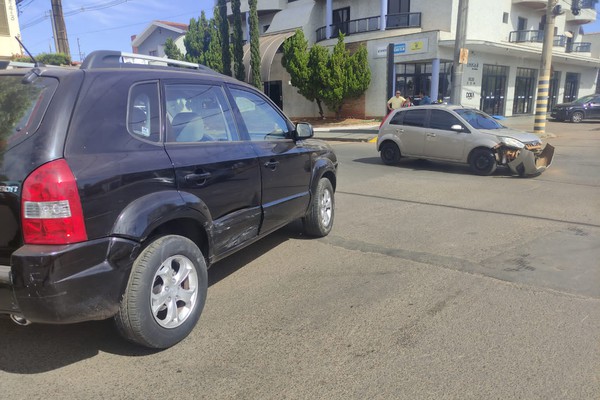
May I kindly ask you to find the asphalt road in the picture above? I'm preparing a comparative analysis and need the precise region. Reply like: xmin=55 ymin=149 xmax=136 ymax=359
xmin=1 ymin=121 xmax=599 ymax=399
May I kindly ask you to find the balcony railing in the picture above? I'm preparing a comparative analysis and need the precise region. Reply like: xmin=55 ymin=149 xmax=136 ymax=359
xmin=508 ymin=30 xmax=567 ymax=47
xmin=566 ymin=42 xmax=592 ymax=53
xmin=316 ymin=12 xmax=421 ymax=42
xmin=386 ymin=12 xmax=421 ymax=29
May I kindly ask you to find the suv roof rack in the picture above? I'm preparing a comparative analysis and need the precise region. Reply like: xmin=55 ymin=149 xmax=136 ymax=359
xmin=81 ymin=50 xmax=218 ymax=74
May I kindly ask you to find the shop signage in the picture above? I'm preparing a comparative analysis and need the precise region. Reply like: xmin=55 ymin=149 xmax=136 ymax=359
xmin=376 ymin=38 xmax=430 ymax=58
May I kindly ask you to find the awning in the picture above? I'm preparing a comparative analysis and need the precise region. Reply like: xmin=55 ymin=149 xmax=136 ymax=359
xmin=242 ymin=31 xmax=295 ymax=83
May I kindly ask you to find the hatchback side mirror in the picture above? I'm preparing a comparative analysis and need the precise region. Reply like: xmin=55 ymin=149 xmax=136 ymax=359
xmin=295 ymin=122 xmax=314 ymax=140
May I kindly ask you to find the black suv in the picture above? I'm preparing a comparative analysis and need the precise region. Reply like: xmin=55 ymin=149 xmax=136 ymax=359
xmin=551 ymin=94 xmax=600 ymax=123
xmin=0 ymin=51 xmax=337 ymax=348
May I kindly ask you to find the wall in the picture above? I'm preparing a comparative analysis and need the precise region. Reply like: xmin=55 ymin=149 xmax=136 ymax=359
xmin=137 ymin=29 xmax=182 ymax=57
xmin=0 ymin=0 xmax=22 ymax=59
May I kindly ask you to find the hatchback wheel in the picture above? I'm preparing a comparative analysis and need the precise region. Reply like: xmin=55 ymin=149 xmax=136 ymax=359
xmin=470 ymin=148 xmax=497 ymax=176
xmin=115 ymin=235 xmax=207 ymax=349
xmin=570 ymin=111 xmax=584 ymax=123
xmin=303 ymin=178 xmax=334 ymax=237
xmin=380 ymin=141 xmax=401 ymax=165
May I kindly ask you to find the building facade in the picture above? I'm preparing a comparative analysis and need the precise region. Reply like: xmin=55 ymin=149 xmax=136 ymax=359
xmin=1 ymin=0 xmax=22 ymax=60
xmin=225 ymin=0 xmax=600 ymax=118
xmin=131 ymin=21 xmax=188 ymax=57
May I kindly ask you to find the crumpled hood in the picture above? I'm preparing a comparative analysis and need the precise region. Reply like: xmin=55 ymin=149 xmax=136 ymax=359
xmin=480 ymin=128 xmax=541 ymax=143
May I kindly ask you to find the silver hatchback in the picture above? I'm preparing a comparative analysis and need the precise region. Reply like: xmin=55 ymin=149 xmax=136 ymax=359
xmin=377 ymin=105 xmax=554 ymax=176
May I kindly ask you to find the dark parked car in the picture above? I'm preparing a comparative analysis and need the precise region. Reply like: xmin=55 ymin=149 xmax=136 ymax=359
xmin=0 ymin=51 xmax=337 ymax=348
xmin=551 ymin=94 xmax=600 ymax=123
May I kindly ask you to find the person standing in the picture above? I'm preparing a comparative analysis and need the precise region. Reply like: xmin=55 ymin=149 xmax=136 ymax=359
xmin=387 ymin=91 xmax=406 ymax=111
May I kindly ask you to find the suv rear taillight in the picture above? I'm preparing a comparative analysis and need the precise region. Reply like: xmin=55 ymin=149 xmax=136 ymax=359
xmin=21 ymin=159 xmax=87 ymax=245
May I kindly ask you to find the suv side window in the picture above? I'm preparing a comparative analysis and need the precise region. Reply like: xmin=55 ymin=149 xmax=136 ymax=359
xmin=128 ymin=82 xmax=160 ymax=142
xmin=429 ymin=110 xmax=463 ymax=130
xmin=402 ymin=109 xmax=427 ymax=127
xmin=229 ymin=87 xmax=290 ymax=140
xmin=165 ymin=84 xmax=237 ymax=143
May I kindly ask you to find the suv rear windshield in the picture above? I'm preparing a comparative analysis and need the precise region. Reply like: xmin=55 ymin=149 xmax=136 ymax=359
xmin=0 ymin=75 xmax=58 ymax=153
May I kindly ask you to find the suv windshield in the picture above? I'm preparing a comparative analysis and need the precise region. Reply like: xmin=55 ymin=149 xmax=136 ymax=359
xmin=0 ymin=75 xmax=58 ymax=153
xmin=572 ymin=95 xmax=595 ymax=104
xmin=455 ymin=108 xmax=505 ymax=130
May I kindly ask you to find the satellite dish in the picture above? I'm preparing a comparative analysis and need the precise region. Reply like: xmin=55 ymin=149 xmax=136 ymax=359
xmin=564 ymin=31 xmax=573 ymax=38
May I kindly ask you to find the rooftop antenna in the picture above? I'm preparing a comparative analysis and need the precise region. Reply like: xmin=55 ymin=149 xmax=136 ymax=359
xmin=15 ymin=36 xmax=44 ymax=67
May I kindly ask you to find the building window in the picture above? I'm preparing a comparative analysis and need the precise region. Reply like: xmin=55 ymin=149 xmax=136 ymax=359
xmin=503 ymin=12 xmax=509 ymax=24
xmin=395 ymin=61 xmax=452 ymax=102
xmin=0 ymin=0 xmax=9 ymax=36
xmin=513 ymin=67 xmax=537 ymax=115
xmin=388 ymin=0 xmax=410 ymax=14
xmin=332 ymin=7 xmax=350 ymax=37
xmin=564 ymin=72 xmax=580 ymax=102
xmin=517 ymin=17 xmax=527 ymax=31
xmin=480 ymin=64 xmax=509 ymax=116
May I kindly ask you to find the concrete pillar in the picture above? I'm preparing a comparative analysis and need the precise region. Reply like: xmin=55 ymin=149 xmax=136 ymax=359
xmin=380 ymin=0 xmax=387 ymax=31
xmin=326 ymin=0 xmax=332 ymax=39
xmin=431 ymin=58 xmax=440 ymax=102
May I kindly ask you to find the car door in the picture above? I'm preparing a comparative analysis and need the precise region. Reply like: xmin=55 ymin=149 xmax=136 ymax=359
xmin=163 ymin=81 xmax=262 ymax=256
xmin=392 ymin=108 xmax=427 ymax=156
xmin=589 ymin=96 xmax=600 ymax=119
xmin=228 ymin=85 xmax=311 ymax=235
xmin=423 ymin=109 xmax=467 ymax=161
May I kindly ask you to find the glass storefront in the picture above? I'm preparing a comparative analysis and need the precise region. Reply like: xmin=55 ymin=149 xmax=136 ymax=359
xmin=513 ymin=67 xmax=537 ymax=115
xmin=480 ymin=64 xmax=509 ymax=116
xmin=395 ymin=61 xmax=452 ymax=103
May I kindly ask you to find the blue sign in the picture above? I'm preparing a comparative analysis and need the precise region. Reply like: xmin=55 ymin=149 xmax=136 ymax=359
xmin=394 ymin=44 xmax=406 ymax=54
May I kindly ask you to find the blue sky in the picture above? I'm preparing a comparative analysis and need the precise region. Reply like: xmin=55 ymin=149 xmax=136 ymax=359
xmin=18 ymin=0 xmax=216 ymax=61
xmin=16 ymin=0 xmax=600 ymax=61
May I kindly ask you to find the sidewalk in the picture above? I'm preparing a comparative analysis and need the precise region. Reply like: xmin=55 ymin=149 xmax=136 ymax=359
xmin=313 ymin=114 xmax=556 ymax=142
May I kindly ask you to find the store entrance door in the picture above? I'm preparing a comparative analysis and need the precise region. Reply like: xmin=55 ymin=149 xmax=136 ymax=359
xmin=480 ymin=64 xmax=508 ymax=116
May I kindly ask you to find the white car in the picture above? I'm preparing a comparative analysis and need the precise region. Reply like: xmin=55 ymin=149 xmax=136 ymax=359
xmin=377 ymin=105 xmax=554 ymax=176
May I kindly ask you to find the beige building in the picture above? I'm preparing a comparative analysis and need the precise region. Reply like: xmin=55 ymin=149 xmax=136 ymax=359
xmin=0 ymin=0 xmax=22 ymax=60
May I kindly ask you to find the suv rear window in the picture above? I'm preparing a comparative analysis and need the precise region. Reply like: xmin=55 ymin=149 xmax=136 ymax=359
xmin=0 ymin=75 xmax=58 ymax=152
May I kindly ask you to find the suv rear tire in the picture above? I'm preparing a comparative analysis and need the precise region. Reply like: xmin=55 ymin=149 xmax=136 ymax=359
xmin=303 ymin=178 xmax=334 ymax=237
xmin=115 ymin=235 xmax=208 ymax=349
xmin=570 ymin=111 xmax=584 ymax=123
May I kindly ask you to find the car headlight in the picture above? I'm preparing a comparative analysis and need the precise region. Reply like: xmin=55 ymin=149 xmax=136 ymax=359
xmin=499 ymin=137 xmax=525 ymax=149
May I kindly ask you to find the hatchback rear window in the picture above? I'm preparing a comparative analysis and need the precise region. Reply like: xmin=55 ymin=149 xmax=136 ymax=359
xmin=0 ymin=75 xmax=58 ymax=152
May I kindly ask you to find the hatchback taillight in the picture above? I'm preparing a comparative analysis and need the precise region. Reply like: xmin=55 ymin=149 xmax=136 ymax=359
xmin=21 ymin=159 xmax=87 ymax=245
xmin=380 ymin=110 xmax=393 ymax=129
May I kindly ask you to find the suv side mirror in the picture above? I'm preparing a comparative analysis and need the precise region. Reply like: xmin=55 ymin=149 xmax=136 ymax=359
xmin=295 ymin=122 xmax=314 ymax=140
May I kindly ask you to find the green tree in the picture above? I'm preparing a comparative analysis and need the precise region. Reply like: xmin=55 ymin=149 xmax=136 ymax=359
xmin=204 ymin=6 xmax=224 ymax=73
xmin=184 ymin=15 xmax=206 ymax=63
xmin=231 ymin=0 xmax=245 ymax=81
xmin=164 ymin=38 xmax=184 ymax=61
xmin=218 ymin=0 xmax=231 ymax=76
xmin=346 ymin=45 xmax=371 ymax=99
xmin=282 ymin=29 xmax=327 ymax=118
xmin=321 ymin=34 xmax=348 ymax=118
xmin=307 ymin=45 xmax=330 ymax=118
xmin=248 ymin=0 xmax=261 ymax=88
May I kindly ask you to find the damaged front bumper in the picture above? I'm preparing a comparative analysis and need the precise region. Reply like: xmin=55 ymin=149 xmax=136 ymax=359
xmin=505 ymin=144 xmax=555 ymax=176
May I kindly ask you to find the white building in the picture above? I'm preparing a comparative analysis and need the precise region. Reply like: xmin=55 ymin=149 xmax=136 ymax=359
xmin=133 ymin=1 xmax=600 ymax=118
xmin=131 ymin=21 xmax=188 ymax=57
xmin=225 ymin=0 xmax=600 ymax=118
xmin=1 ymin=0 xmax=22 ymax=60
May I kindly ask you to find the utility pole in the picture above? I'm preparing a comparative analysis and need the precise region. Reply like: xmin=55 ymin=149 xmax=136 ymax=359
xmin=534 ymin=0 xmax=559 ymax=135
xmin=450 ymin=0 xmax=468 ymax=105
xmin=51 ymin=0 xmax=70 ymax=56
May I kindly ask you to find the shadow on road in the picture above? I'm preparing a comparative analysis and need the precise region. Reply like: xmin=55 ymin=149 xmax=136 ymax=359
xmin=353 ymin=157 xmax=515 ymax=177
xmin=0 ymin=222 xmax=306 ymax=373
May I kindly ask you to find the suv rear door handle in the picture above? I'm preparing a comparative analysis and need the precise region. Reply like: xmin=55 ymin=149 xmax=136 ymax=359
xmin=264 ymin=160 xmax=279 ymax=170
xmin=185 ymin=172 xmax=211 ymax=184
